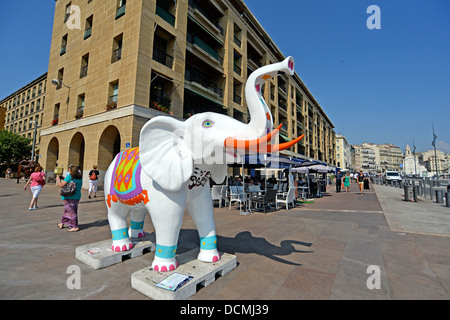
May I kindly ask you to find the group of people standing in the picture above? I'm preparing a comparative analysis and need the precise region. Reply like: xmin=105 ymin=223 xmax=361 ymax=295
xmin=334 ymin=170 xmax=369 ymax=195
xmin=23 ymin=164 xmax=100 ymax=233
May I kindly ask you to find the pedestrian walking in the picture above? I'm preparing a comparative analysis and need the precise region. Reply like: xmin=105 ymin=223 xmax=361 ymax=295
xmin=5 ymin=168 xmax=12 ymax=179
xmin=344 ymin=172 xmax=350 ymax=192
xmin=23 ymin=166 xmax=46 ymax=210
xmin=56 ymin=165 xmax=82 ymax=232
xmin=335 ymin=170 xmax=342 ymax=193
xmin=88 ymin=165 xmax=100 ymax=199
xmin=357 ymin=170 xmax=364 ymax=195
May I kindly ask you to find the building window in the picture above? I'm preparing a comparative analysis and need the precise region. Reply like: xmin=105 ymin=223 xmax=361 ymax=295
xmin=116 ymin=0 xmax=126 ymax=20
xmin=80 ymin=53 xmax=89 ymax=78
xmin=111 ymin=34 xmax=123 ymax=63
xmin=107 ymin=81 xmax=119 ymax=110
xmin=84 ymin=15 xmax=93 ymax=40
xmin=52 ymin=104 xmax=60 ymax=125
xmin=56 ymin=68 xmax=64 ymax=90
xmin=76 ymin=94 xmax=85 ymax=119
xmin=64 ymin=2 xmax=72 ymax=23
xmin=61 ymin=34 xmax=68 ymax=55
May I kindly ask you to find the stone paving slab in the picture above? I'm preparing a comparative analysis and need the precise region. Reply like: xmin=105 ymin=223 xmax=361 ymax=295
xmin=1 ymin=179 xmax=449 ymax=300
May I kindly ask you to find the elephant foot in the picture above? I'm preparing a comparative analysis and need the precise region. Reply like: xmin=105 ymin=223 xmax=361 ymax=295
xmin=198 ymin=249 xmax=221 ymax=263
xmin=152 ymin=257 xmax=178 ymax=272
xmin=111 ymin=239 xmax=134 ymax=252
xmin=129 ymin=229 xmax=145 ymax=239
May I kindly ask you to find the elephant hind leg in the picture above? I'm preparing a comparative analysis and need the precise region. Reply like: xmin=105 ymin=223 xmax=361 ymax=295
xmin=129 ymin=207 xmax=148 ymax=239
xmin=108 ymin=204 xmax=134 ymax=252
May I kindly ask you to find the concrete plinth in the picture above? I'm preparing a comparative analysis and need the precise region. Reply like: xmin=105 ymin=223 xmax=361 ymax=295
xmin=131 ymin=249 xmax=237 ymax=300
xmin=75 ymin=234 xmax=156 ymax=269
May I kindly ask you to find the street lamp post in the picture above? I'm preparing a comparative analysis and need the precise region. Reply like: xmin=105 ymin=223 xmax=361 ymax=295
xmin=31 ymin=120 xmax=40 ymax=162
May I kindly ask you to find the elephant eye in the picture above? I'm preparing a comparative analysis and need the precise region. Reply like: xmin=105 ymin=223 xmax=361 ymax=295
xmin=202 ymin=120 xmax=215 ymax=128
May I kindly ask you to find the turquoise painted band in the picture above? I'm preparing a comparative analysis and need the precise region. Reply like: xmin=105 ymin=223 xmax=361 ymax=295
xmin=200 ymin=235 xmax=218 ymax=250
xmin=130 ymin=220 xmax=144 ymax=230
xmin=111 ymin=228 xmax=128 ymax=241
xmin=155 ymin=244 xmax=177 ymax=259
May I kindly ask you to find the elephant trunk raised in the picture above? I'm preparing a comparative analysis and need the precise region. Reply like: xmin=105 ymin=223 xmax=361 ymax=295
xmin=224 ymin=56 xmax=304 ymax=155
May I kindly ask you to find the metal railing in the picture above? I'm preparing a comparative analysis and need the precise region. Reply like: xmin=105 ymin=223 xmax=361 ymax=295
xmin=152 ymin=47 xmax=173 ymax=68
xmin=185 ymin=68 xmax=223 ymax=97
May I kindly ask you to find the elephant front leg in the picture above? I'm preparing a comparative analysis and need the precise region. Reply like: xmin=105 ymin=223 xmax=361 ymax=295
xmin=187 ymin=184 xmax=220 ymax=263
xmin=147 ymin=193 xmax=186 ymax=272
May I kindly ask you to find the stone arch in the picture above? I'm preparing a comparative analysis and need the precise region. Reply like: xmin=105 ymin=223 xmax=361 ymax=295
xmin=98 ymin=125 xmax=121 ymax=171
xmin=68 ymin=132 xmax=85 ymax=171
xmin=45 ymin=137 xmax=59 ymax=178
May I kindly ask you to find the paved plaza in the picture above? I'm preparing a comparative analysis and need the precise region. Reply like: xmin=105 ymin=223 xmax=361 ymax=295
xmin=0 ymin=178 xmax=449 ymax=300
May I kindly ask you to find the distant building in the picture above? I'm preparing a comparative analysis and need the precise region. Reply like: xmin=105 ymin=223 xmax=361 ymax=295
xmin=0 ymin=73 xmax=47 ymax=161
xmin=419 ymin=149 xmax=448 ymax=177
xmin=403 ymin=145 xmax=426 ymax=176
xmin=335 ymin=134 xmax=352 ymax=170
xmin=351 ymin=142 xmax=403 ymax=172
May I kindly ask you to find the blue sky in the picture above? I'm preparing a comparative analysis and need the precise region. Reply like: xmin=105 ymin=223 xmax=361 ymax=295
xmin=1 ymin=0 xmax=449 ymax=153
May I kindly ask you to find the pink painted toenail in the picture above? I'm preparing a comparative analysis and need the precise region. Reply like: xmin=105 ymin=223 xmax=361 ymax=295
xmin=154 ymin=265 xmax=159 ymax=271
xmin=128 ymin=243 xmax=134 ymax=250
xmin=161 ymin=266 xmax=168 ymax=272
xmin=169 ymin=264 xmax=175 ymax=271
xmin=138 ymin=232 xmax=145 ymax=238
xmin=122 ymin=245 xmax=127 ymax=251
xmin=212 ymin=255 xmax=219 ymax=262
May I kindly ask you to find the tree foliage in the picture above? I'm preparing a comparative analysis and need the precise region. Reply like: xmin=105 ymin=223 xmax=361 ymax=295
xmin=0 ymin=130 xmax=32 ymax=164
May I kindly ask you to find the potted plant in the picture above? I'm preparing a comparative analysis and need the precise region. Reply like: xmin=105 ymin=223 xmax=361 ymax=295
xmin=150 ymin=101 xmax=173 ymax=115
xmin=106 ymin=102 xmax=117 ymax=111
xmin=75 ymin=110 xmax=83 ymax=119
xmin=51 ymin=119 xmax=59 ymax=126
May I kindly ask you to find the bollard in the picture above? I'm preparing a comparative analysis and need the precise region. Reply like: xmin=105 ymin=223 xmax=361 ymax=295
xmin=436 ymin=190 xmax=443 ymax=204
xmin=446 ymin=192 xmax=450 ymax=208
xmin=404 ymin=185 xmax=413 ymax=201
xmin=430 ymin=185 xmax=434 ymax=200
xmin=413 ymin=185 xmax=418 ymax=202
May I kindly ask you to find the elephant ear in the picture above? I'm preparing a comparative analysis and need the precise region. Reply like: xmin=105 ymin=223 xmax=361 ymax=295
xmin=139 ymin=116 xmax=193 ymax=192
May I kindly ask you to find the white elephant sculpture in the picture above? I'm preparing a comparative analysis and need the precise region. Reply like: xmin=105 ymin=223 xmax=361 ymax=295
xmin=104 ymin=56 xmax=304 ymax=272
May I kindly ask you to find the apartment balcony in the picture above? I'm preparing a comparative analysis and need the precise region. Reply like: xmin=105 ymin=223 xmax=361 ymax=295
xmin=153 ymin=47 xmax=173 ymax=68
xmin=185 ymin=68 xmax=223 ymax=98
xmin=156 ymin=4 xmax=175 ymax=26
xmin=186 ymin=33 xmax=223 ymax=65
xmin=188 ymin=0 xmax=223 ymax=36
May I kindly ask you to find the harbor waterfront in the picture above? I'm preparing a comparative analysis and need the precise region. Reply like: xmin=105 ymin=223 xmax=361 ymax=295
xmin=1 ymin=178 xmax=449 ymax=300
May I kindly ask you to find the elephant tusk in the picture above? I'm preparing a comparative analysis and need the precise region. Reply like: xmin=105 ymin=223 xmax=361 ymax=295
xmin=224 ymin=125 xmax=304 ymax=154
xmin=264 ymin=134 xmax=305 ymax=153
xmin=224 ymin=124 xmax=282 ymax=153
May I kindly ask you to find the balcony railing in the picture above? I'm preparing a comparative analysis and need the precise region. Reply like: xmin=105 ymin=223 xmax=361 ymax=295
xmin=188 ymin=0 xmax=223 ymax=35
xmin=153 ymin=47 xmax=173 ymax=68
xmin=185 ymin=68 xmax=223 ymax=97
xmin=156 ymin=4 xmax=175 ymax=26
xmin=187 ymin=33 xmax=222 ymax=63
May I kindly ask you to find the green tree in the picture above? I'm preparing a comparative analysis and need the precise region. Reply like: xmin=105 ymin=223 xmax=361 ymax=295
xmin=0 ymin=130 xmax=32 ymax=164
